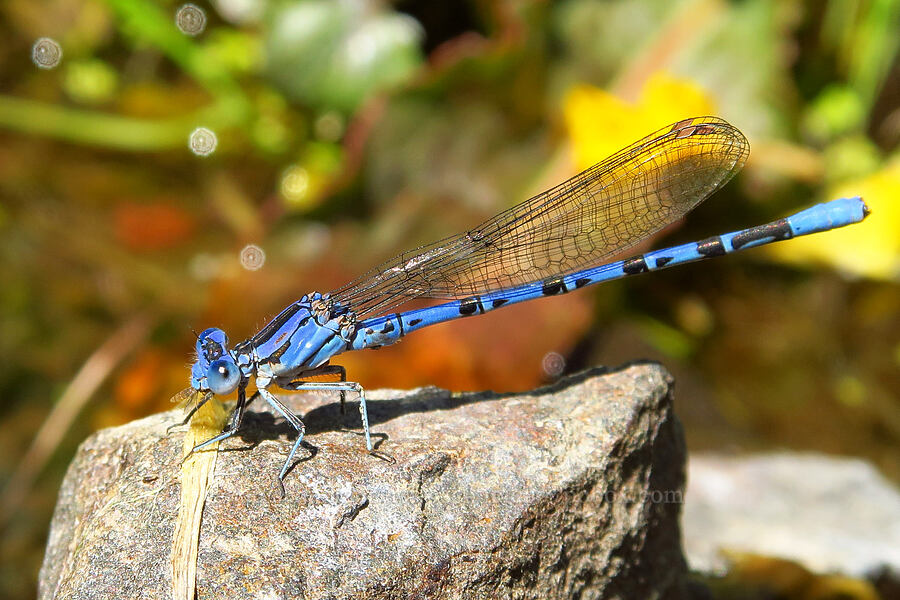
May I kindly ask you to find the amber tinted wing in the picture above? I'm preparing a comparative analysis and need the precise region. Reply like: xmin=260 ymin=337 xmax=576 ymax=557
xmin=331 ymin=117 xmax=749 ymax=318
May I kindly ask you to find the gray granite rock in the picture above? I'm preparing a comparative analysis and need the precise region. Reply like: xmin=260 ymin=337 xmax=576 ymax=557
xmin=683 ymin=453 xmax=900 ymax=578
xmin=40 ymin=364 xmax=688 ymax=600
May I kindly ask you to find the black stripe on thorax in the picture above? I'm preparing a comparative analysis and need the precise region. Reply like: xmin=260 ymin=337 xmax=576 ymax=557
xmin=265 ymin=339 xmax=292 ymax=363
xmin=300 ymin=331 xmax=337 ymax=367
xmin=252 ymin=302 xmax=305 ymax=346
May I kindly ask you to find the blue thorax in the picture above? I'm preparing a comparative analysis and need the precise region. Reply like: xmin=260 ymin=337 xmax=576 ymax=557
xmin=190 ymin=293 xmax=358 ymax=392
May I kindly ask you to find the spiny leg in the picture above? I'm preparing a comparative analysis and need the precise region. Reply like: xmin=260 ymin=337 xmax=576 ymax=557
xmin=185 ymin=386 xmax=255 ymax=460
xmin=294 ymin=364 xmax=348 ymax=414
xmin=280 ymin=379 xmax=372 ymax=452
xmin=333 ymin=365 xmax=347 ymax=414
xmin=256 ymin=388 xmax=308 ymax=492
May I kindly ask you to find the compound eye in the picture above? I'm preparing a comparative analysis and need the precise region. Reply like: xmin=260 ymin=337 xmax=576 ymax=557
xmin=206 ymin=359 xmax=240 ymax=395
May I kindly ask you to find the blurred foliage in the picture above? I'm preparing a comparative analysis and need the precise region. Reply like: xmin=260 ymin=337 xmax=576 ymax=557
xmin=266 ymin=0 xmax=422 ymax=112
xmin=0 ymin=0 xmax=898 ymax=598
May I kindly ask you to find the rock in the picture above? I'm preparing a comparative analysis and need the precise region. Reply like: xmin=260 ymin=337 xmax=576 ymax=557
xmin=39 ymin=364 xmax=688 ymax=600
xmin=683 ymin=453 xmax=900 ymax=578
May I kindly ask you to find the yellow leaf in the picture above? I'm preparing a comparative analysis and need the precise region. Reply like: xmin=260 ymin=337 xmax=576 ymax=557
xmin=563 ymin=72 xmax=717 ymax=170
xmin=767 ymin=157 xmax=900 ymax=279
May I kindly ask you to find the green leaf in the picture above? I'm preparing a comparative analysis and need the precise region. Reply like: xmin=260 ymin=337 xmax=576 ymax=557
xmin=265 ymin=0 xmax=423 ymax=113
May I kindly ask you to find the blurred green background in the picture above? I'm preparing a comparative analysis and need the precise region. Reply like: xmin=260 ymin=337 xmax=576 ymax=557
xmin=0 ymin=0 xmax=898 ymax=597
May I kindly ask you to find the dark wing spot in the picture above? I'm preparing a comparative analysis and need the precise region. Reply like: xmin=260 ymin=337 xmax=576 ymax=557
xmin=693 ymin=124 xmax=718 ymax=135
xmin=380 ymin=321 xmax=395 ymax=334
xmin=491 ymin=298 xmax=508 ymax=309
xmin=671 ymin=118 xmax=694 ymax=132
xmin=575 ymin=277 xmax=591 ymax=288
xmin=409 ymin=318 xmax=422 ymax=327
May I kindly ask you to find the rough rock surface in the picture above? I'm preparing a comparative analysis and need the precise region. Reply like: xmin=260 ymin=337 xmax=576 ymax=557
xmin=683 ymin=453 xmax=900 ymax=578
xmin=40 ymin=364 xmax=688 ymax=600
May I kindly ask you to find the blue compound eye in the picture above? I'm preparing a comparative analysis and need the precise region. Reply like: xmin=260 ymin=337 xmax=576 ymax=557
xmin=207 ymin=359 xmax=240 ymax=395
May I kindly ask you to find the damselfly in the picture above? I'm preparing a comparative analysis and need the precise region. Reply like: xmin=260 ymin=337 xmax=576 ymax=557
xmin=179 ymin=117 xmax=869 ymax=486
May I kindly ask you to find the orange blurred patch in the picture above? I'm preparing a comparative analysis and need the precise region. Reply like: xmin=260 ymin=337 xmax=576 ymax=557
xmin=114 ymin=201 xmax=195 ymax=251
xmin=290 ymin=371 xmax=345 ymax=384
xmin=114 ymin=348 xmax=166 ymax=414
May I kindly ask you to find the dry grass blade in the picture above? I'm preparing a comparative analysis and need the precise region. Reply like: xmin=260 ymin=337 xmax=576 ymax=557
xmin=171 ymin=393 xmax=228 ymax=600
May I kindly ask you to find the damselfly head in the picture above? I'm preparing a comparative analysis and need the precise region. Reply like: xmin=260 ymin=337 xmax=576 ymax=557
xmin=190 ymin=327 xmax=240 ymax=395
